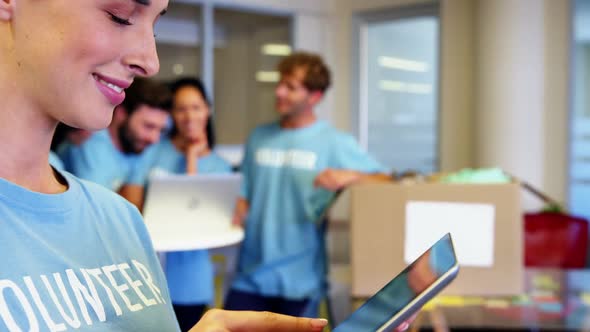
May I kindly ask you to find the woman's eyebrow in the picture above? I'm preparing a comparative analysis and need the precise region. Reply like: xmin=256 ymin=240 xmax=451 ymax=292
xmin=132 ymin=0 xmax=167 ymax=15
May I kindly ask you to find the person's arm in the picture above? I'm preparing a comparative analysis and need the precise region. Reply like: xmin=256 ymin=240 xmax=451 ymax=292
xmin=232 ymin=197 xmax=249 ymax=227
xmin=118 ymin=184 xmax=145 ymax=211
xmin=314 ymin=131 xmax=390 ymax=192
xmin=189 ymin=309 xmax=328 ymax=332
xmin=313 ymin=169 xmax=391 ymax=192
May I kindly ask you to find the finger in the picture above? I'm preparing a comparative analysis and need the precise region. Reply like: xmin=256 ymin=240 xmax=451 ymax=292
xmin=396 ymin=321 xmax=410 ymax=332
xmin=396 ymin=313 xmax=418 ymax=332
xmin=208 ymin=310 xmax=328 ymax=332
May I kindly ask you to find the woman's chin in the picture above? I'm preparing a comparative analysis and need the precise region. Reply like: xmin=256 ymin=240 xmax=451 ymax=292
xmin=183 ymin=134 xmax=201 ymax=142
xmin=64 ymin=115 xmax=112 ymax=131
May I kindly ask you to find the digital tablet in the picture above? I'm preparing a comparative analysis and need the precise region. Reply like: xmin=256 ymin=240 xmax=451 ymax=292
xmin=333 ymin=233 xmax=459 ymax=332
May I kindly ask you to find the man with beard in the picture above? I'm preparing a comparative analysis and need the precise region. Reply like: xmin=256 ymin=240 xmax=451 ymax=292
xmin=65 ymin=78 xmax=170 ymax=207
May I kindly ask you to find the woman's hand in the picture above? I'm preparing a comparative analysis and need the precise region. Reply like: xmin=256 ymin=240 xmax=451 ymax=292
xmin=189 ymin=309 xmax=328 ymax=332
xmin=188 ymin=309 xmax=416 ymax=332
xmin=185 ymin=134 xmax=208 ymax=174
xmin=186 ymin=138 xmax=208 ymax=159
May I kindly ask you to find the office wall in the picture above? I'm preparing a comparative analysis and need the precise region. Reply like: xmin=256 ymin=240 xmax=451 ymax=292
xmin=475 ymin=0 xmax=570 ymax=208
xmin=542 ymin=0 xmax=570 ymax=206
xmin=474 ymin=0 xmax=545 ymax=204
xmin=439 ymin=0 xmax=476 ymax=172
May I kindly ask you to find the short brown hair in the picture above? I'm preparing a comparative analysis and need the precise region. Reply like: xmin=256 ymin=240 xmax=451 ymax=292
xmin=121 ymin=78 xmax=172 ymax=115
xmin=277 ymin=51 xmax=331 ymax=93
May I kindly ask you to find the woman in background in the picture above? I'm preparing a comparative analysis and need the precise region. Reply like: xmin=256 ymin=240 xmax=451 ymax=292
xmin=150 ymin=77 xmax=232 ymax=331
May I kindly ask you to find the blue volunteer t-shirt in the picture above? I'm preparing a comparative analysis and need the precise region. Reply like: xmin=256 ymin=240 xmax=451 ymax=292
xmin=0 ymin=171 xmax=179 ymax=331
xmin=150 ymin=138 xmax=232 ymax=305
xmin=64 ymin=130 xmax=157 ymax=191
xmin=233 ymin=120 xmax=385 ymax=299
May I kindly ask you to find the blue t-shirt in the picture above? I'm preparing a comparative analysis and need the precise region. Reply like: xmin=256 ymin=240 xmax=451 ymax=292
xmin=0 ymin=171 xmax=179 ymax=331
xmin=232 ymin=120 xmax=385 ymax=299
xmin=63 ymin=130 xmax=156 ymax=191
xmin=150 ymin=138 xmax=232 ymax=305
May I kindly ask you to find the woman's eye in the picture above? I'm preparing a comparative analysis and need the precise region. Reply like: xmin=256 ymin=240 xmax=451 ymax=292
xmin=108 ymin=12 xmax=132 ymax=26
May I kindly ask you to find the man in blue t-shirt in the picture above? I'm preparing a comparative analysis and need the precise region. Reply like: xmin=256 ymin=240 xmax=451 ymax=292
xmin=64 ymin=78 xmax=171 ymax=208
xmin=225 ymin=52 xmax=390 ymax=316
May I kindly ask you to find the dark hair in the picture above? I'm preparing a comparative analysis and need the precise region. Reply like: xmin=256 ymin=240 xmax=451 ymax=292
xmin=277 ymin=51 xmax=331 ymax=93
xmin=120 ymin=78 xmax=172 ymax=115
xmin=169 ymin=77 xmax=216 ymax=149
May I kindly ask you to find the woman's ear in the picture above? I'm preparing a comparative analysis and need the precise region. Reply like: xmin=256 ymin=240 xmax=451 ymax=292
xmin=0 ymin=0 xmax=14 ymax=21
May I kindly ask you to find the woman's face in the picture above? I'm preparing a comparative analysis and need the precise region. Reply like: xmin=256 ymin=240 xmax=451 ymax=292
xmin=172 ymin=86 xmax=210 ymax=143
xmin=5 ymin=0 xmax=168 ymax=130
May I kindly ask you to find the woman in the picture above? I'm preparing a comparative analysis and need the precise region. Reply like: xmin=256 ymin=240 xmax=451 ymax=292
xmin=0 ymin=1 xmax=326 ymax=331
xmin=151 ymin=77 xmax=232 ymax=331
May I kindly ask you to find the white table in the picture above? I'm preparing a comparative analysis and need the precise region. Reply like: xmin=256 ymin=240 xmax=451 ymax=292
xmin=145 ymin=220 xmax=244 ymax=252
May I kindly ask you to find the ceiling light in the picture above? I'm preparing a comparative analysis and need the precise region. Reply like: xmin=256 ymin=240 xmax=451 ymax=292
xmin=256 ymin=71 xmax=280 ymax=83
xmin=262 ymin=44 xmax=292 ymax=56
xmin=379 ymin=80 xmax=432 ymax=94
xmin=378 ymin=56 xmax=428 ymax=72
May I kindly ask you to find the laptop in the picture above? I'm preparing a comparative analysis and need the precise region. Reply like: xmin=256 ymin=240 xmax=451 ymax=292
xmin=142 ymin=173 xmax=244 ymax=252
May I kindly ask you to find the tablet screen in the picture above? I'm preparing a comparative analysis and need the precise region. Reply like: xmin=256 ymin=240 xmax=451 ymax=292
xmin=334 ymin=233 xmax=457 ymax=332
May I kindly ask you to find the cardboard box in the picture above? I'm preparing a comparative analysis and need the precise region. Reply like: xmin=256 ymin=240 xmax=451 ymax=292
xmin=350 ymin=182 xmax=523 ymax=297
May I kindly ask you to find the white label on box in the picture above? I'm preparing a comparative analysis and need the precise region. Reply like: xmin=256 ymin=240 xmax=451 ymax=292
xmin=404 ymin=201 xmax=495 ymax=267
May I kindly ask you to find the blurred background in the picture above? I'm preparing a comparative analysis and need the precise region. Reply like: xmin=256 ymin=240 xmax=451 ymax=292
xmin=149 ymin=2 xmax=590 ymax=329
